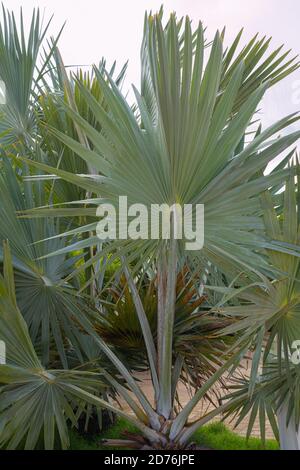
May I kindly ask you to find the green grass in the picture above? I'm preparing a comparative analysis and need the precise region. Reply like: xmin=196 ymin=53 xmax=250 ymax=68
xmin=69 ymin=419 xmax=279 ymax=451
xmin=70 ymin=418 xmax=138 ymax=450
xmin=194 ymin=422 xmax=279 ymax=450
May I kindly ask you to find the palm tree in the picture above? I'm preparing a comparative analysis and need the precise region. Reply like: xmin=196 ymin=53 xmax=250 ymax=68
xmin=0 ymin=5 xmax=128 ymax=368
xmin=0 ymin=6 xmax=63 ymax=150
xmin=0 ymin=6 xmax=128 ymax=448
xmin=217 ymin=158 xmax=300 ymax=449
xmin=19 ymin=10 xmax=300 ymax=448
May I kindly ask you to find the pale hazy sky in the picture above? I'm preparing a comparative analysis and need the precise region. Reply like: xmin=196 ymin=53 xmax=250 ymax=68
xmin=5 ymin=0 xmax=300 ymax=136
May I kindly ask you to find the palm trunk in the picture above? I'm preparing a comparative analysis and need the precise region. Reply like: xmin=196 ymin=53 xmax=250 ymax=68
xmin=269 ymin=337 xmax=300 ymax=450
xmin=277 ymin=404 xmax=300 ymax=450
xmin=157 ymin=237 xmax=177 ymax=419
xmin=157 ymin=250 xmax=167 ymax=377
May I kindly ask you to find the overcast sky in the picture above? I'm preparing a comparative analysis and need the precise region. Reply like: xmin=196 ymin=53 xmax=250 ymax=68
xmin=5 ymin=0 xmax=300 ymax=138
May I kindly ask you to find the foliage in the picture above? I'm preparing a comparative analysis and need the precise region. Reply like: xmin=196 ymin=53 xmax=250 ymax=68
xmin=96 ymin=269 xmax=234 ymax=393
xmin=0 ymin=157 xmax=97 ymax=367
xmin=69 ymin=418 xmax=279 ymax=451
xmin=0 ymin=241 xmax=111 ymax=450
xmin=217 ymin=160 xmax=300 ymax=442
xmin=0 ymin=4 xmax=299 ymax=450
xmin=0 ymin=6 xmax=62 ymax=149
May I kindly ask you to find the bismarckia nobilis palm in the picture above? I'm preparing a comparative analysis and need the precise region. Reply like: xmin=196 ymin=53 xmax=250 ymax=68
xmin=13 ymin=10 xmax=300 ymax=448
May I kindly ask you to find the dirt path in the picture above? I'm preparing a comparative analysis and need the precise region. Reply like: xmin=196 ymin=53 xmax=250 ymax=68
xmin=118 ymin=367 xmax=275 ymax=440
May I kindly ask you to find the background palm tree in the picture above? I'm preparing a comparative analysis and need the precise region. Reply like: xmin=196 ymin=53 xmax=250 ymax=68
xmin=0 ymin=241 xmax=112 ymax=450
xmin=217 ymin=158 xmax=300 ymax=448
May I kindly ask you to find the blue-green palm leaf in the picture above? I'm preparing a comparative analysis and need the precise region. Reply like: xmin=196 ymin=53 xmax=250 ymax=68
xmin=24 ymin=14 xmax=300 ymax=281
xmin=0 ymin=158 xmax=94 ymax=367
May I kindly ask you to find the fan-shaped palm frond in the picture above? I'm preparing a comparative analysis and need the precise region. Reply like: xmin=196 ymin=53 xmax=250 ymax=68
xmin=37 ymin=50 xmax=128 ymax=204
xmin=0 ymin=6 xmax=63 ymax=149
xmin=0 ymin=157 xmax=97 ymax=367
xmin=218 ymin=159 xmax=300 ymax=370
xmin=24 ymin=14 xmax=300 ymax=278
xmin=222 ymin=359 xmax=300 ymax=446
xmin=0 ymin=241 xmax=113 ymax=450
xmin=214 ymin=158 xmax=300 ymax=442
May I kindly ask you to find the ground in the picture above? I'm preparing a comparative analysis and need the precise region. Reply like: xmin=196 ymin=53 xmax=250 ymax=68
xmin=118 ymin=360 xmax=274 ymax=439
